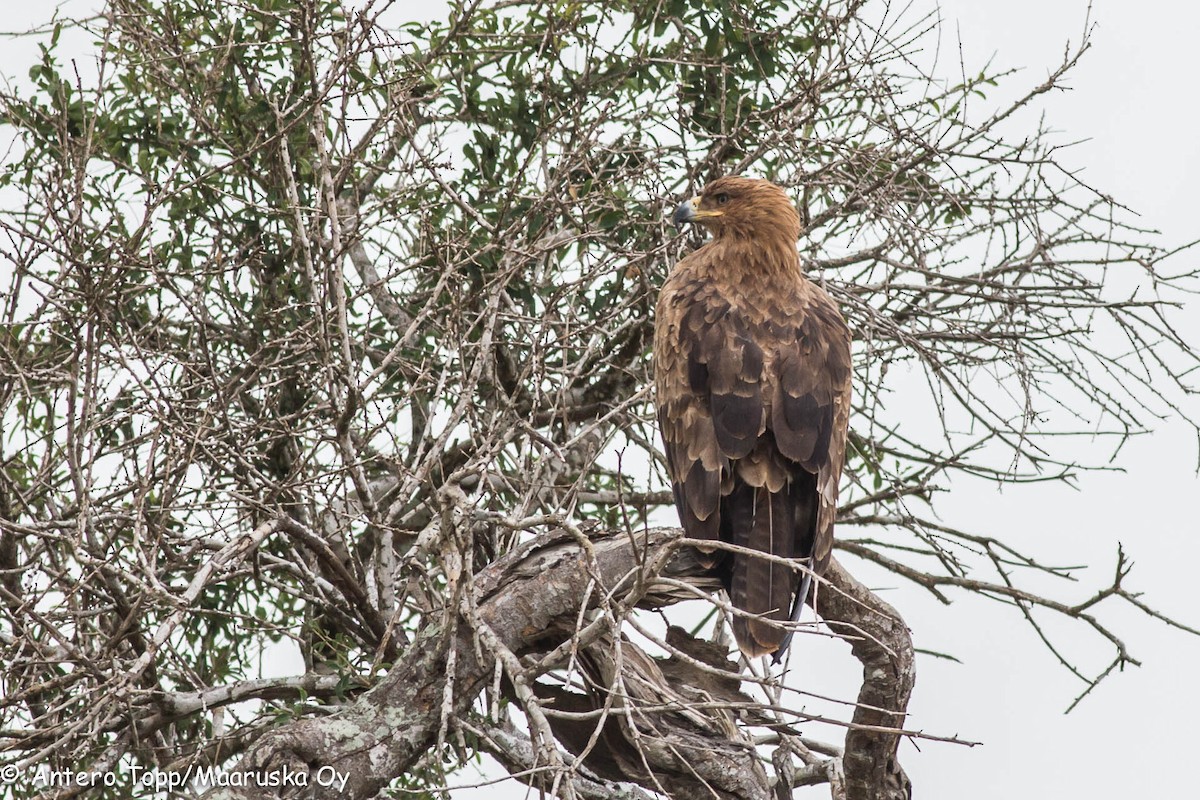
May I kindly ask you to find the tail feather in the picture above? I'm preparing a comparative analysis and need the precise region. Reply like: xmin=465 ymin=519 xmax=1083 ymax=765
xmin=771 ymin=567 xmax=812 ymax=664
xmin=722 ymin=467 xmax=819 ymax=660
xmin=729 ymin=485 xmax=797 ymax=657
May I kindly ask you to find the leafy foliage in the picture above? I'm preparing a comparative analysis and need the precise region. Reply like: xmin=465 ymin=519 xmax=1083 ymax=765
xmin=0 ymin=0 xmax=1195 ymax=796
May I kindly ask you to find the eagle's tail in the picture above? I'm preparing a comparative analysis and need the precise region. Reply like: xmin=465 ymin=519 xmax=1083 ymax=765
xmin=772 ymin=567 xmax=813 ymax=664
xmin=728 ymin=483 xmax=802 ymax=658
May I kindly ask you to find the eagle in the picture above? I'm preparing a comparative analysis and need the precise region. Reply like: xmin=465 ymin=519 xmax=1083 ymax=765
xmin=654 ymin=176 xmax=852 ymax=660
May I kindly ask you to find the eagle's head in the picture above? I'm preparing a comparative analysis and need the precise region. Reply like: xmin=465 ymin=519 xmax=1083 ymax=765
xmin=672 ymin=176 xmax=802 ymax=243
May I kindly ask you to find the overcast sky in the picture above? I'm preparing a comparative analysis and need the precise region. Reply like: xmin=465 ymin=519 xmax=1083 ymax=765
xmin=2 ymin=1 xmax=1197 ymax=798
xmin=873 ymin=1 xmax=1200 ymax=797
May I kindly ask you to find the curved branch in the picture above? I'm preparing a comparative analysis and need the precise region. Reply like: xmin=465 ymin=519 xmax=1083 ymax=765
xmin=198 ymin=529 xmax=914 ymax=800
xmin=198 ymin=527 xmax=720 ymax=799
xmin=817 ymin=557 xmax=915 ymax=800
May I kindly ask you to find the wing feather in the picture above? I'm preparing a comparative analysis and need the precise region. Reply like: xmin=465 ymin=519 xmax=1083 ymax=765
xmin=656 ymin=280 xmax=767 ymax=549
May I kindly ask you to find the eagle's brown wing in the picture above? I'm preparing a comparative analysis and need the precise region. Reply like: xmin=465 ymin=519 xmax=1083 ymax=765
xmin=655 ymin=267 xmax=851 ymax=658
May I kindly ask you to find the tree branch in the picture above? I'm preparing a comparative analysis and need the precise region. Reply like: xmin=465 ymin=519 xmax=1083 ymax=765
xmin=198 ymin=527 xmax=707 ymax=799
xmin=817 ymin=558 xmax=915 ymax=800
xmin=198 ymin=529 xmax=915 ymax=800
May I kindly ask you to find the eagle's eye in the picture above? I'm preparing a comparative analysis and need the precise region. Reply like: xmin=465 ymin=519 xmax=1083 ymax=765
xmin=714 ymin=192 xmax=730 ymax=205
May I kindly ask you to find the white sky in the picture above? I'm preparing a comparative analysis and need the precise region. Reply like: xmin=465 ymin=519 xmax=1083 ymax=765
xmin=2 ymin=1 xmax=1198 ymax=798
xmin=880 ymin=1 xmax=1200 ymax=797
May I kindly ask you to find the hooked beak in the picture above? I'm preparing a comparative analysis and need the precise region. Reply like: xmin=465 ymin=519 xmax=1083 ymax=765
xmin=672 ymin=195 xmax=723 ymax=228
xmin=672 ymin=196 xmax=700 ymax=227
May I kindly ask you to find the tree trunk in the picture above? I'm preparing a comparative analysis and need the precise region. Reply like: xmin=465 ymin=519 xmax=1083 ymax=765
xmin=200 ymin=530 xmax=913 ymax=800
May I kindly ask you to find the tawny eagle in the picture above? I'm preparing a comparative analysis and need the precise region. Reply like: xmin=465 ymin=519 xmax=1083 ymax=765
xmin=654 ymin=176 xmax=852 ymax=659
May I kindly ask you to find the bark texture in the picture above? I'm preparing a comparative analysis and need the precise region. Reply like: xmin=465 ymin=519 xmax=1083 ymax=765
xmin=817 ymin=557 xmax=915 ymax=799
xmin=200 ymin=530 xmax=914 ymax=800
